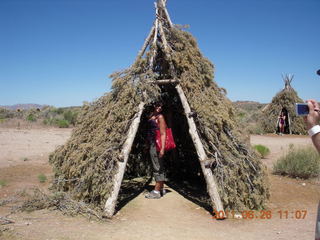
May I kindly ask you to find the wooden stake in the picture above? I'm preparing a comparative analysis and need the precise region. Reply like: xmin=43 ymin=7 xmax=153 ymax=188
xmin=175 ymin=84 xmax=225 ymax=214
xmin=104 ymin=102 xmax=145 ymax=217
xmin=275 ymin=109 xmax=281 ymax=134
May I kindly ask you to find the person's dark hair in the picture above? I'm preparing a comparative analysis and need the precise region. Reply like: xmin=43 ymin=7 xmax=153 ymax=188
xmin=153 ymin=101 xmax=163 ymax=108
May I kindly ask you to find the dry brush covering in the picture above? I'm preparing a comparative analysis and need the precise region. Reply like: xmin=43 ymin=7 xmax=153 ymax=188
xmin=49 ymin=68 xmax=160 ymax=210
xmin=49 ymin=17 xmax=269 ymax=213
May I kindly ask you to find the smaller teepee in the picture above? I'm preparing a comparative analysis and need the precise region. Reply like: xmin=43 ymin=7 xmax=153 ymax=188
xmin=261 ymin=74 xmax=306 ymax=135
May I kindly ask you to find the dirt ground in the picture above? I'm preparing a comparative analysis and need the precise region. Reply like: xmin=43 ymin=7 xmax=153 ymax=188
xmin=0 ymin=128 xmax=319 ymax=240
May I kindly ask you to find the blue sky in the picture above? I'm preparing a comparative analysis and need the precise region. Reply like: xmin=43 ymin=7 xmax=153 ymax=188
xmin=0 ymin=0 xmax=319 ymax=107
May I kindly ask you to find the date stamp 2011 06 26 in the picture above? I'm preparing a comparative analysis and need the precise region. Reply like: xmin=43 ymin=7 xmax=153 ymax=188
xmin=212 ymin=210 xmax=308 ymax=220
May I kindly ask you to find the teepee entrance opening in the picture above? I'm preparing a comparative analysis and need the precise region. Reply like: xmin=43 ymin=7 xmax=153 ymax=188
xmin=161 ymin=86 xmax=209 ymax=207
xmin=276 ymin=107 xmax=291 ymax=134
xmin=119 ymin=84 xmax=209 ymax=212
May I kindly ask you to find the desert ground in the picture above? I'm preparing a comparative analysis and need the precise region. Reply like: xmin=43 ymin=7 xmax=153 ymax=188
xmin=0 ymin=127 xmax=319 ymax=240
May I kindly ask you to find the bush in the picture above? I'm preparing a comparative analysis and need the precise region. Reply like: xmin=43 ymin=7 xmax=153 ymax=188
xmin=0 ymin=179 xmax=7 ymax=187
xmin=273 ymin=146 xmax=320 ymax=179
xmin=0 ymin=118 xmax=6 ymax=124
xmin=37 ymin=174 xmax=47 ymax=183
xmin=254 ymin=144 xmax=270 ymax=158
xmin=54 ymin=108 xmax=64 ymax=114
xmin=26 ymin=113 xmax=36 ymax=122
xmin=0 ymin=108 xmax=14 ymax=119
xmin=63 ymin=110 xmax=78 ymax=125
xmin=57 ymin=119 xmax=69 ymax=128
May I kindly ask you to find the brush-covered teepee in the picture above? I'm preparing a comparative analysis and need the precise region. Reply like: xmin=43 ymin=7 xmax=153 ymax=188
xmin=49 ymin=0 xmax=269 ymax=217
xmin=261 ymin=74 xmax=306 ymax=134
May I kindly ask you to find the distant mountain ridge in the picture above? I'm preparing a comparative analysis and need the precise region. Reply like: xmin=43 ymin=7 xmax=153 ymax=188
xmin=233 ymin=101 xmax=267 ymax=111
xmin=233 ymin=100 xmax=264 ymax=105
xmin=0 ymin=104 xmax=48 ymax=110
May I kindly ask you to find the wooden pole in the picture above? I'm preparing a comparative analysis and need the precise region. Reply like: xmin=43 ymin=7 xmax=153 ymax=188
xmin=158 ymin=19 xmax=176 ymax=76
xmin=104 ymin=102 xmax=145 ymax=217
xmin=149 ymin=79 xmax=179 ymax=85
xmin=159 ymin=0 xmax=173 ymax=28
xmin=135 ymin=26 xmax=155 ymax=62
xmin=149 ymin=3 xmax=159 ymax=69
xmin=288 ymin=112 xmax=292 ymax=134
xmin=175 ymin=84 xmax=225 ymax=214
xmin=158 ymin=21 xmax=170 ymax=54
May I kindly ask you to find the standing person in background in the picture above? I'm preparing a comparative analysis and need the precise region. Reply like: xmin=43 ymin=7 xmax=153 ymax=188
xmin=278 ymin=111 xmax=286 ymax=135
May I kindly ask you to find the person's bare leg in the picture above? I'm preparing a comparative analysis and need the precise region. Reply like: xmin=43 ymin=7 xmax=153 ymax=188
xmin=145 ymin=181 xmax=162 ymax=199
xmin=155 ymin=181 xmax=163 ymax=191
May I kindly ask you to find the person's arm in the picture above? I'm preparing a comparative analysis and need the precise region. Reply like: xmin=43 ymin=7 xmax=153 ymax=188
xmin=313 ymin=134 xmax=320 ymax=154
xmin=305 ymin=100 xmax=320 ymax=153
xmin=158 ymin=115 xmax=167 ymax=158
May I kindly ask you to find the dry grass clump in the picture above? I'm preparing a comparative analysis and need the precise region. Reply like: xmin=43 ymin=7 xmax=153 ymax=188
xmin=273 ymin=145 xmax=320 ymax=179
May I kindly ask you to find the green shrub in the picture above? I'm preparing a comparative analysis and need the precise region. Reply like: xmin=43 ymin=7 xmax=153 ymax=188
xmin=0 ymin=108 xmax=14 ymax=119
xmin=0 ymin=179 xmax=7 ymax=187
xmin=0 ymin=118 xmax=6 ymax=124
xmin=26 ymin=113 xmax=36 ymax=122
xmin=63 ymin=110 xmax=78 ymax=125
xmin=37 ymin=174 xmax=47 ymax=183
xmin=53 ymin=108 xmax=64 ymax=114
xmin=57 ymin=119 xmax=69 ymax=128
xmin=236 ymin=111 xmax=246 ymax=120
xmin=57 ymin=108 xmax=64 ymax=114
xmin=273 ymin=146 xmax=320 ymax=179
xmin=253 ymin=144 xmax=270 ymax=158
xmin=49 ymin=118 xmax=60 ymax=126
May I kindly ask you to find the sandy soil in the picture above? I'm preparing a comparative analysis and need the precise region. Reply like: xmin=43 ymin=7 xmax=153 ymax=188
xmin=0 ymin=129 xmax=319 ymax=240
xmin=0 ymin=128 xmax=72 ymax=168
